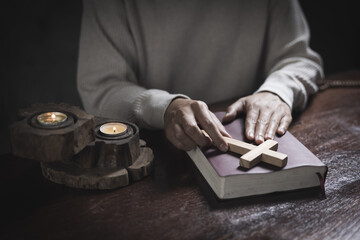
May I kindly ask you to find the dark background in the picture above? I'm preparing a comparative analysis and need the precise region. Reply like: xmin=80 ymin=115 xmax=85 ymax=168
xmin=1 ymin=0 xmax=360 ymax=154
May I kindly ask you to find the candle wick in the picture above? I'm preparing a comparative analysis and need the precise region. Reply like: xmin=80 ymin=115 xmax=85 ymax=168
xmin=113 ymin=127 xmax=116 ymax=133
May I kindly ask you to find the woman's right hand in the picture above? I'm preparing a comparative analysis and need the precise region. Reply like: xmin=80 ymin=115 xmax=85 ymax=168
xmin=164 ymin=98 xmax=230 ymax=152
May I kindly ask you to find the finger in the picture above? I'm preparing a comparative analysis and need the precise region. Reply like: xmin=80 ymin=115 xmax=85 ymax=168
xmin=191 ymin=101 xmax=228 ymax=152
xmin=244 ymin=107 xmax=259 ymax=141
xmin=171 ymin=124 xmax=197 ymax=151
xmin=277 ymin=114 xmax=292 ymax=135
xmin=223 ymin=99 xmax=245 ymax=123
xmin=254 ymin=111 xmax=272 ymax=144
xmin=210 ymin=112 xmax=231 ymax=138
xmin=265 ymin=113 xmax=282 ymax=140
xmin=180 ymin=113 xmax=211 ymax=147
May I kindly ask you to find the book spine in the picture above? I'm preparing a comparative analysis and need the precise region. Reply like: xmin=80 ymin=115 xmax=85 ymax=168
xmin=316 ymin=166 xmax=328 ymax=200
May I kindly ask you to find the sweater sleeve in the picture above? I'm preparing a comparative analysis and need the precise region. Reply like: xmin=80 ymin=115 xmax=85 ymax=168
xmin=77 ymin=0 xmax=187 ymax=129
xmin=255 ymin=0 xmax=324 ymax=110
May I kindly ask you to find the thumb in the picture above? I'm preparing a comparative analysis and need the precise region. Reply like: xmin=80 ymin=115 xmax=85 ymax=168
xmin=223 ymin=99 xmax=245 ymax=123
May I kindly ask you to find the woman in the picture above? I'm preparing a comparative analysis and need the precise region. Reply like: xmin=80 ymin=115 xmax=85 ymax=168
xmin=77 ymin=0 xmax=323 ymax=151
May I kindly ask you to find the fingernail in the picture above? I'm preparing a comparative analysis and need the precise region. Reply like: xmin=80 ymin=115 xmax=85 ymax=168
xmin=265 ymin=134 xmax=273 ymax=140
xmin=257 ymin=135 xmax=264 ymax=143
xmin=278 ymin=128 xmax=285 ymax=135
xmin=220 ymin=143 xmax=228 ymax=152
xmin=248 ymin=131 xmax=254 ymax=139
xmin=223 ymin=113 xmax=230 ymax=121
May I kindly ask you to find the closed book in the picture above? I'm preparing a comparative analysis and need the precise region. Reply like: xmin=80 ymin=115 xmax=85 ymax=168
xmin=187 ymin=112 xmax=327 ymax=199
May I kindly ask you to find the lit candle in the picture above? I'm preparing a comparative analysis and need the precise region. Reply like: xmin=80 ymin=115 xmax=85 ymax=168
xmin=36 ymin=112 xmax=68 ymax=126
xmin=99 ymin=122 xmax=128 ymax=136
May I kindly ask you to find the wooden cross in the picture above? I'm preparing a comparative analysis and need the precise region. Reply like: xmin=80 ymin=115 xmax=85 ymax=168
xmin=202 ymin=130 xmax=287 ymax=169
xmin=225 ymin=137 xmax=288 ymax=169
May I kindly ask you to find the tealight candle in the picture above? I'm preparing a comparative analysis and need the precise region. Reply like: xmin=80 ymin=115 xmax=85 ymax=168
xmin=36 ymin=112 xmax=68 ymax=126
xmin=100 ymin=122 xmax=128 ymax=136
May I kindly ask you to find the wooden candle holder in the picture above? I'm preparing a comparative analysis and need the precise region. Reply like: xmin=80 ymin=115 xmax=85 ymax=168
xmin=77 ymin=117 xmax=141 ymax=169
xmin=41 ymin=117 xmax=153 ymax=189
xmin=10 ymin=103 xmax=95 ymax=162
xmin=10 ymin=103 xmax=154 ymax=190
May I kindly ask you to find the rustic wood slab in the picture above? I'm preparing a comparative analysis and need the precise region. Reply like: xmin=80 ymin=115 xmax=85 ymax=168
xmin=9 ymin=103 xmax=95 ymax=162
xmin=41 ymin=144 xmax=154 ymax=189
xmin=128 ymin=147 xmax=154 ymax=181
xmin=41 ymin=161 xmax=130 ymax=189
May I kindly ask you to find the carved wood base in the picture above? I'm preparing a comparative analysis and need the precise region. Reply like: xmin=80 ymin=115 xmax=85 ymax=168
xmin=10 ymin=103 xmax=154 ymax=190
xmin=10 ymin=103 xmax=95 ymax=162
xmin=41 ymin=146 xmax=154 ymax=189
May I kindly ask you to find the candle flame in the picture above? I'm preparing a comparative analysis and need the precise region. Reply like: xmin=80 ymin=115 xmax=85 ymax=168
xmin=51 ymin=113 xmax=56 ymax=121
xmin=113 ymin=127 xmax=116 ymax=133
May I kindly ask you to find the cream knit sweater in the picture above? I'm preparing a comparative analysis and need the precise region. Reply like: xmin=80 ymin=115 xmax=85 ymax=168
xmin=77 ymin=0 xmax=323 ymax=129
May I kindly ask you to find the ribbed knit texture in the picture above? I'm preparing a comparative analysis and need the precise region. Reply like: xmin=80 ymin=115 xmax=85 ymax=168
xmin=77 ymin=0 xmax=323 ymax=129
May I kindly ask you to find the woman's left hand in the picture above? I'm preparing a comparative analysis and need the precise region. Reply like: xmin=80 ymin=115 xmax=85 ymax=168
xmin=223 ymin=92 xmax=292 ymax=144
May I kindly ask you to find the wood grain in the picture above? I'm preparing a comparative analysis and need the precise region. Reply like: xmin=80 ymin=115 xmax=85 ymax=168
xmin=204 ymin=131 xmax=287 ymax=168
xmin=40 ymin=117 xmax=153 ymax=189
xmin=77 ymin=118 xmax=140 ymax=169
xmin=0 ymin=71 xmax=359 ymax=240
xmin=9 ymin=103 xmax=95 ymax=162
xmin=239 ymin=139 xmax=277 ymax=168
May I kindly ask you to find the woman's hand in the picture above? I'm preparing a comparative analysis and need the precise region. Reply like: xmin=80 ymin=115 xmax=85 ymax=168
xmin=223 ymin=92 xmax=292 ymax=144
xmin=164 ymin=98 xmax=230 ymax=152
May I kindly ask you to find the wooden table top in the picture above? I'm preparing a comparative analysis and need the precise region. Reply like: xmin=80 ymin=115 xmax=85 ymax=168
xmin=1 ymin=71 xmax=359 ymax=240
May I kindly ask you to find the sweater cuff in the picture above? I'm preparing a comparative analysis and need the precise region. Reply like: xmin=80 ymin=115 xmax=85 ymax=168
xmin=255 ymin=71 xmax=307 ymax=110
xmin=132 ymin=89 xmax=189 ymax=129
